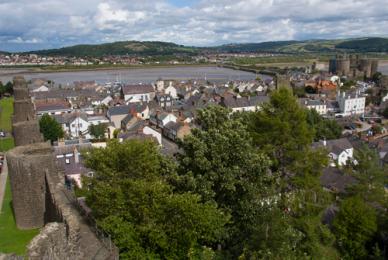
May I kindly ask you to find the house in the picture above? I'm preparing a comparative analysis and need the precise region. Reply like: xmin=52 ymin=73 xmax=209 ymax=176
xmin=107 ymin=103 xmax=148 ymax=128
xmin=121 ymin=84 xmax=155 ymax=104
xmin=320 ymin=167 xmax=357 ymax=193
xmin=163 ymin=122 xmax=191 ymax=141
xmin=54 ymin=112 xmax=89 ymax=137
xmin=336 ymin=90 xmax=366 ymax=116
xmin=35 ymin=100 xmax=72 ymax=116
xmin=164 ymin=82 xmax=178 ymax=99
xmin=313 ymin=138 xmax=355 ymax=166
xmin=121 ymin=114 xmax=142 ymax=131
xmin=300 ymin=98 xmax=327 ymax=115
xmin=54 ymin=141 xmax=93 ymax=188
xmin=118 ymin=123 xmax=162 ymax=146
xmin=221 ymin=95 xmax=269 ymax=113
xmin=31 ymin=85 xmax=49 ymax=92
xmin=155 ymin=94 xmax=174 ymax=109
xmin=150 ymin=111 xmax=177 ymax=128
xmin=87 ymin=115 xmax=109 ymax=126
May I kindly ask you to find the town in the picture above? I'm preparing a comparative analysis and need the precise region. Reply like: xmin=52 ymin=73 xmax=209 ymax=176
xmin=1 ymin=52 xmax=388 ymax=259
xmin=1 ymin=0 xmax=388 ymax=257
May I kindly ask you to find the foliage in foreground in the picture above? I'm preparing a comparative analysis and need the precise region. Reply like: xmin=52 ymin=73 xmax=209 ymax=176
xmin=83 ymin=140 xmax=228 ymax=259
xmin=39 ymin=114 xmax=64 ymax=143
xmin=81 ymin=89 xmax=388 ymax=259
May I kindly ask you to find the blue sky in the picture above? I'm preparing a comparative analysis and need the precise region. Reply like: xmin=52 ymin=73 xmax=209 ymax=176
xmin=0 ymin=0 xmax=387 ymax=52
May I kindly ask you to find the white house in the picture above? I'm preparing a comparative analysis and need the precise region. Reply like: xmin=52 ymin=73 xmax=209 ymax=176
xmin=91 ymin=95 xmax=113 ymax=107
xmin=143 ymin=126 xmax=162 ymax=146
xmin=313 ymin=138 xmax=355 ymax=166
xmin=336 ymin=90 xmax=365 ymax=116
xmin=221 ymin=96 xmax=269 ymax=113
xmin=300 ymin=98 xmax=327 ymax=115
xmin=121 ymin=84 xmax=155 ymax=104
xmin=165 ymin=82 xmax=178 ymax=99
xmin=31 ymin=85 xmax=49 ymax=92
xmin=88 ymin=115 xmax=109 ymax=126
xmin=150 ymin=112 xmax=178 ymax=128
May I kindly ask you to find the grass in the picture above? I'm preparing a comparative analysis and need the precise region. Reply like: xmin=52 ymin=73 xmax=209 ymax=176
xmin=0 ymin=138 xmax=14 ymax=152
xmin=0 ymin=178 xmax=39 ymax=255
xmin=0 ymin=96 xmax=38 ymax=255
xmin=0 ymin=97 xmax=14 ymax=132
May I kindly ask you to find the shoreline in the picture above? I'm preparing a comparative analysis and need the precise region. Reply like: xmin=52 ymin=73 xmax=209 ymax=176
xmin=0 ymin=63 xmax=215 ymax=76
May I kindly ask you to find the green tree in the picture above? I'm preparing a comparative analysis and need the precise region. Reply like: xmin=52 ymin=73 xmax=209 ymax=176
xmin=242 ymin=89 xmax=336 ymax=258
xmin=4 ymin=82 xmax=13 ymax=95
xmin=333 ymin=196 xmax=377 ymax=259
xmin=82 ymin=140 xmax=228 ymax=259
xmin=39 ymin=114 xmax=64 ymax=143
xmin=306 ymin=109 xmax=342 ymax=141
xmin=177 ymin=105 xmax=274 ymax=257
xmin=89 ymin=123 xmax=107 ymax=139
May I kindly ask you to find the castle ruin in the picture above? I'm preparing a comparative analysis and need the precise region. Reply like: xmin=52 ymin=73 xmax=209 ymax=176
xmin=4 ymin=76 xmax=118 ymax=259
xmin=329 ymin=54 xmax=379 ymax=78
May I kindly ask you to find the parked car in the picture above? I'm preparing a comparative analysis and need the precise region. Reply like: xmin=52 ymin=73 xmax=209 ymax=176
xmin=0 ymin=131 xmax=5 ymax=137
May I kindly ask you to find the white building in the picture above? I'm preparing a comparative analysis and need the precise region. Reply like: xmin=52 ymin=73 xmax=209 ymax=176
xmin=300 ymin=98 xmax=327 ymax=115
xmin=165 ymin=82 xmax=178 ymax=99
xmin=336 ymin=90 xmax=365 ymax=116
xmin=313 ymin=138 xmax=355 ymax=166
xmin=121 ymin=84 xmax=155 ymax=104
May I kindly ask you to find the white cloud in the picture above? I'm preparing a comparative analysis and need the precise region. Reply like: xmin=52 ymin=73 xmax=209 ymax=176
xmin=0 ymin=0 xmax=387 ymax=51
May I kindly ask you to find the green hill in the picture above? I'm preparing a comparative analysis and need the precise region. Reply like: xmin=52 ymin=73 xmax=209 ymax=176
xmin=20 ymin=37 xmax=388 ymax=57
xmin=335 ymin=37 xmax=388 ymax=52
xmin=30 ymin=41 xmax=199 ymax=57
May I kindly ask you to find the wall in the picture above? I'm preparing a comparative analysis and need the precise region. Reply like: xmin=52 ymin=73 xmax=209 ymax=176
xmin=5 ymin=76 xmax=118 ymax=259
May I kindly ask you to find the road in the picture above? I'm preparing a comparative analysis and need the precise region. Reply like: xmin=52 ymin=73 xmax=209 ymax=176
xmin=0 ymin=157 xmax=8 ymax=213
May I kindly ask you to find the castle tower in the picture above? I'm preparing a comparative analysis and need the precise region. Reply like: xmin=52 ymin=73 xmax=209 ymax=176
xmin=11 ymin=76 xmax=43 ymax=146
xmin=6 ymin=142 xmax=55 ymax=229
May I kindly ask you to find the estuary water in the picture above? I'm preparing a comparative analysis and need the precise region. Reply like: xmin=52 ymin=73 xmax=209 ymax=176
xmin=0 ymin=66 xmax=263 ymax=85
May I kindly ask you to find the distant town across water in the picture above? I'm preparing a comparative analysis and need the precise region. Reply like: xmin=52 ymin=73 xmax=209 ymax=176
xmin=0 ymin=66 xmax=269 ymax=85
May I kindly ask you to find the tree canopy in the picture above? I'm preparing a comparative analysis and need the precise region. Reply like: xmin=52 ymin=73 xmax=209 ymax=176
xmin=82 ymin=139 xmax=228 ymax=259
xmin=39 ymin=114 xmax=64 ymax=143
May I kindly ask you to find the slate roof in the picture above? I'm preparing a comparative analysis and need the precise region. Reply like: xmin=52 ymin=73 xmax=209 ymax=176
xmin=122 ymin=84 xmax=154 ymax=95
xmin=222 ymin=95 xmax=269 ymax=108
xmin=108 ymin=103 xmax=147 ymax=116
xmin=312 ymin=138 xmax=353 ymax=156
xmin=320 ymin=167 xmax=357 ymax=193
xmin=53 ymin=112 xmax=88 ymax=124
xmin=121 ymin=114 xmax=134 ymax=126
xmin=35 ymin=101 xmax=71 ymax=112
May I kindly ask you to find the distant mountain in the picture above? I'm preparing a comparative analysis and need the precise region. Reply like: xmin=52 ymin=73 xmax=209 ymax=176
xmin=21 ymin=37 xmax=388 ymax=57
xmin=29 ymin=41 xmax=199 ymax=57
xmin=335 ymin=37 xmax=388 ymax=52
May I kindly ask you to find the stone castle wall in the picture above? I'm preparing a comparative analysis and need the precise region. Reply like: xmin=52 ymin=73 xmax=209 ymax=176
xmin=5 ymin=76 xmax=118 ymax=259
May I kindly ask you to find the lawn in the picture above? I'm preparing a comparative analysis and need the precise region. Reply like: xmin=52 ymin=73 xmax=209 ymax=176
xmin=0 ymin=97 xmax=14 ymax=132
xmin=0 ymin=178 xmax=39 ymax=255
xmin=0 ymin=96 xmax=38 ymax=255
xmin=0 ymin=138 xmax=14 ymax=152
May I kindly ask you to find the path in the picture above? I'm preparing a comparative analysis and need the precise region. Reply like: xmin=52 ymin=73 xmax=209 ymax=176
xmin=0 ymin=157 xmax=8 ymax=213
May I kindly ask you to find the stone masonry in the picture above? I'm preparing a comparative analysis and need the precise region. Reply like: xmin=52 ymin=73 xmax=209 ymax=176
xmin=6 ymin=143 xmax=55 ymax=229
xmin=5 ymin=76 xmax=118 ymax=259
xmin=11 ymin=76 xmax=43 ymax=146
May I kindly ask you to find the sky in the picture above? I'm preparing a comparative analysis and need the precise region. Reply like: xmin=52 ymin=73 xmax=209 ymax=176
xmin=1 ymin=0 xmax=388 ymax=52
